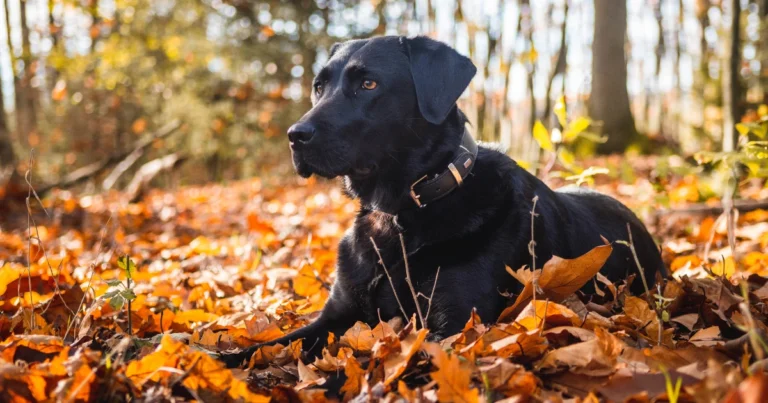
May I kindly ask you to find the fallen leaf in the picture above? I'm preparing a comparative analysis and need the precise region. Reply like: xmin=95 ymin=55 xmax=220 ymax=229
xmin=535 ymin=327 xmax=622 ymax=376
xmin=690 ymin=326 xmax=722 ymax=347
xmin=381 ymin=327 xmax=428 ymax=384
xmin=340 ymin=357 xmax=365 ymax=401
xmin=295 ymin=360 xmax=325 ymax=390
xmin=514 ymin=300 xmax=581 ymax=331
xmin=499 ymin=242 xmax=613 ymax=322
xmin=724 ymin=372 xmax=768 ymax=403
xmin=340 ymin=321 xmax=379 ymax=352
xmin=424 ymin=343 xmax=480 ymax=403
xmin=478 ymin=358 xmax=538 ymax=397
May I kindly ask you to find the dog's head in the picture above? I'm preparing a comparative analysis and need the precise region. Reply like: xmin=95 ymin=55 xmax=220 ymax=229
xmin=287 ymin=36 xmax=476 ymax=180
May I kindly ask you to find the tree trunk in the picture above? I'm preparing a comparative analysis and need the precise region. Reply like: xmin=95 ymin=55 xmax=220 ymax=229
xmin=590 ymin=0 xmax=637 ymax=154
xmin=0 ymin=70 xmax=15 ymax=173
xmin=0 ymin=65 xmax=22 ymax=195
xmin=1 ymin=0 xmax=24 ymax=196
xmin=542 ymin=0 xmax=569 ymax=128
xmin=722 ymin=0 xmax=741 ymax=152
xmin=16 ymin=0 xmax=37 ymax=145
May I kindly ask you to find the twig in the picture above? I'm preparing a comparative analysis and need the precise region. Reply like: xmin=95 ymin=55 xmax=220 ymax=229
xmin=656 ymin=283 xmax=663 ymax=346
xmin=399 ymin=233 xmax=426 ymax=330
xmin=626 ymin=223 xmax=650 ymax=294
xmin=64 ymin=215 xmax=113 ymax=341
xmin=35 ymin=120 xmax=182 ymax=196
xmin=529 ymin=196 xmax=540 ymax=305
xmin=370 ymin=237 xmax=409 ymax=322
xmin=127 ymin=277 xmax=132 ymax=336
xmin=23 ymin=152 xmax=37 ymax=329
xmin=653 ymin=198 xmax=768 ymax=216
xmin=738 ymin=284 xmax=766 ymax=362
xmin=625 ymin=223 xmax=664 ymax=346
xmin=125 ymin=152 xmax=187 ymax=202
xmin=424 ymin=267 xmax=440 ymax=323
xmin=703 ymin=213 xmax=726 ymax=261
xmin=19 ymin=150 xmax=74 ymax=320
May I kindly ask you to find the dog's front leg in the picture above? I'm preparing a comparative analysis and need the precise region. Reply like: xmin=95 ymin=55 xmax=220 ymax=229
xmin=219 ymin=285 xmax=362 ymax=368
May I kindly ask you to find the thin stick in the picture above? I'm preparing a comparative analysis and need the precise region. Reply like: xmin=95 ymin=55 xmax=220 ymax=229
xmin=626 ymin=223 xmax=662 ymax=346
xmin=424 ymin=267 xmax=440 ymax=323
xmin=127 ymin=276 xmax=132 ymax=336
xmin=529 ymin=196 xmax=540 ymax=303
xmin=399 ymin=233 xmax=426 ymax=330
xmin=703 ymin=212 xmax=726 ymax=261
xmin=626 ymin=223 xmax=650 ymax=294
xmin=24 ymin=152 xmax=37 ymax=329
xmin=370 ymin=237 xmax=409 ymax=322
xmin=724 ymin=166 xmax=738 ymax=262
xmin=656 ymin=283 xmax=663 ymax=346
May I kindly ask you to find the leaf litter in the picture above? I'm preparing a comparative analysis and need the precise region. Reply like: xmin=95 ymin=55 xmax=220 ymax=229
xmin=1 ymin=163 xmax=768 ymax=401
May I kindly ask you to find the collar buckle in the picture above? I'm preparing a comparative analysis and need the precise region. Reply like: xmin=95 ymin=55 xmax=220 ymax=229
xmin=409 ymin=175 xmax=429 ymax=208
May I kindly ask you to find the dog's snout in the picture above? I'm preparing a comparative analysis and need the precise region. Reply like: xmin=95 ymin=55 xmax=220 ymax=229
xmin=287 ymin=122 xmax=315 ymax=144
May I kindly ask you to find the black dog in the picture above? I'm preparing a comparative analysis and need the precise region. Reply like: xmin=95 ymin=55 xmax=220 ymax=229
xmin=221 ymin=36 xmax=664 ymax=367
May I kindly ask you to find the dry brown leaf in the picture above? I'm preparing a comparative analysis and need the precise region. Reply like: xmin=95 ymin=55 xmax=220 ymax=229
xmin=340 ymin=321 xmax=380 ymax=352
xmin=380 ymin=327 xmax=428 ymax=385
xmin=340 ymin=357 xmax=365 ymax=401
xmin=535 ymin=327 xmax=622 ymax=376
xmin=488 ymin=329 xmax=549 ymax=359
xmin=514 ymin=300 xmax=581 ymax=331
xmin=313 ymin=347 xmax=354 ymax=372
xmin=249 ymin=339 xmax=303 ymax=367
xmin=671 ymin=313 xmax=700 ymax=331
xmin=595 ymin=272 xmax=617 ymax=302
xmin=424 ymin=343 xmax=480 ymax=403
xmin=295 ymin=360 xmax=326 ymax=390
xmin=623 ymin=296 xmax=665 ymax=344
xmin=478 ymin=358 xmax=538 ymax=397
xmin=498 ymin=242 xmax=613 ymax=322
xmin=690 ymin=326 xmax=722 ymax=347
xmin=126 ymin=335 xmax=270 ymax=402
xmin=723 ymin=372 xmax=768 ymax=403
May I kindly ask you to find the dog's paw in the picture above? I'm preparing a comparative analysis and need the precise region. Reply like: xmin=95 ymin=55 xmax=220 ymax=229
xmin=216 ymin=346 xmax=258 ymax=368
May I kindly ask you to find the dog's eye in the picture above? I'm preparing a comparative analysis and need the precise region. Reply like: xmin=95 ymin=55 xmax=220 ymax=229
xmin=314 ymin=83 xmax=323 ymax=96
xmin=361 ymin=80 xmax=377 ymax=90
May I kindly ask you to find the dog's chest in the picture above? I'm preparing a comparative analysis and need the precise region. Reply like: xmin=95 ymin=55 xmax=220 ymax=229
xmin=348 ymin=212 xmax=436 ymax=322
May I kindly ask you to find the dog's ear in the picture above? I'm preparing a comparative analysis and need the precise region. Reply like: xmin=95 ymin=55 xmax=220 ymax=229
xmin=406 ymin=36 xmax=477 ymax=125
xmin=329 ymin=42 xmax=343 ymax=58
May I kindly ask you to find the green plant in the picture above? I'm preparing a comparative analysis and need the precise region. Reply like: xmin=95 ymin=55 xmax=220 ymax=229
xmin=661 ymin=366 xmax=683 ymax=403
xmin=104 ymin=256 xmax=138 ymax=335
xmin=533 ymin=96 xmax=609 ymax=185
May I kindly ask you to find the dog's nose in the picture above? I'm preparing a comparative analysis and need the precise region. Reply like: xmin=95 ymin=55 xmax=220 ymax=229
xmin=287 ymin=122 xmax=315 ymax=144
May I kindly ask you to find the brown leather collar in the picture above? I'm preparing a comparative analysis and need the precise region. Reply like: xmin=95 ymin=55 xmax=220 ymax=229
xmin=409 ymin=130 xmax=478 ymax=208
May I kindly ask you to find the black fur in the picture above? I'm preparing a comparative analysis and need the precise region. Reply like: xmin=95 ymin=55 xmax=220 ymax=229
xmin=220 ymin=36 xmax=665 ymax=367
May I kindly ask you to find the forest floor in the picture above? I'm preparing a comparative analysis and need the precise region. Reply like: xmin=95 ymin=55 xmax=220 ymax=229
xmin=1 ymin=155 xmax=768 ymax=402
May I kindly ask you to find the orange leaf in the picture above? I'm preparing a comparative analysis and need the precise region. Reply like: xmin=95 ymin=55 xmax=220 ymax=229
xmin=340 ymin=357 xmax=365 ymax=401
xmin=295 ymin=360 xmax=326 ymax=390
xmin=173 ymin=309 xmax=219 ymax=326
xmin=424 ymin=343 xmax=480 ymax=403
xmin=499 ymin=242 xmax=613 ymax=322
xmin=478 ymin=358 xmax=538 ymax=397
xmin=313 ymin=347 xmax=354 ymax=372
xmin=249 ymin=339 xmax=303 ymax=367
xmin=382 ymin=328 xmax=428 ymax=385
xmin=294 ymin=265 xmax=326 ymax=298
xmin=244 ymin=314 xmax=284 ymax=343
xmin=340 ymin=322 xmax=378 ymax=352
xmin=535 ymin=327 xmax=622 ymax=376
xmin=514 ymin=300 xmax=580 ymax=331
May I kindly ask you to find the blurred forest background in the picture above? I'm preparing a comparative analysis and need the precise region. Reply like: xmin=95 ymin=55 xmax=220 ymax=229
xmin=0 ymin=0 xmax=765 ymax=197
